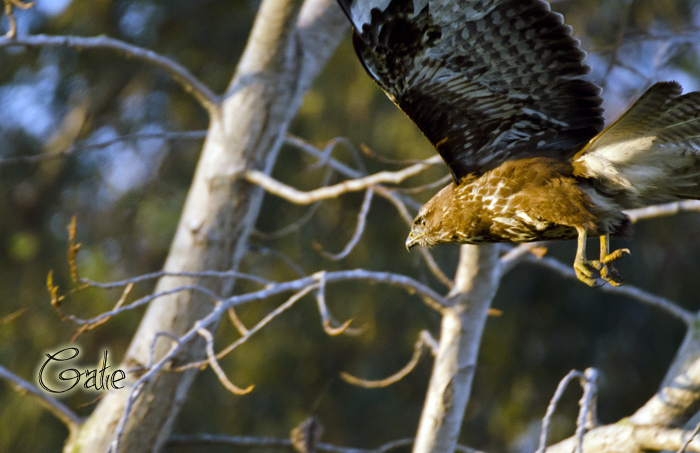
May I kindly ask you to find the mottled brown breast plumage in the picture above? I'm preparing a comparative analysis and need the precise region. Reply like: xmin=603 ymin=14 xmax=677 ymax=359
xmin=414 ymin=157 xmax=631 ymax=246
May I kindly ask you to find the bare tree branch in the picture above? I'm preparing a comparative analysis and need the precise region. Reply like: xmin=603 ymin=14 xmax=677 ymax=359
xmin=78 ymin=269 xmax=273 ymax=289
xmin=0 ymin=130 xmax=208 ymax=167
xmin=245 ymin=156 xmax=442 ymax=204
xmin=285 ymin=135 xmax=365 ymax=180
xmin=197 ymin=327 xmax=254 ymax=395
xmin=0 ymin=35 xmax=220 ymax=113
xmin=538 ymin=368 xmax=599 ymax=453
xmin=514 ymin=254 xmax=694 ymax=325
xmin=341 ymin=330 xmax=437 ymax=388
xmin=680 ymin=421 xmax=700 ymax=453
xmin=547 ymin=424 xmax=700 ymax=453
xmin=625 ymin=201 xmax=700 ymax=223
xmin=318 ymin=187 xmax=374 ymax=260
xmin=166 ymin=434 xmax=485 ymax=453
xmin=204 ymin=283 xmax=321 ymax=367
xmin=314 ymin=273 xmax=359 ymax=336
xmin=0 ymin=364 xmax=82 ymax=431
xmin=630 ymin=343 xmax=700 ymax=428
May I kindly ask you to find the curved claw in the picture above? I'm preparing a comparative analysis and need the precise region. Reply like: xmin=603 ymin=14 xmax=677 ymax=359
xmin=574 ymin=259 xmax=602 ymax=287
xmin=601 ymin=248 xmax=630 ymax=264
xmin=599 ymin=248 xmax=630 ymax=287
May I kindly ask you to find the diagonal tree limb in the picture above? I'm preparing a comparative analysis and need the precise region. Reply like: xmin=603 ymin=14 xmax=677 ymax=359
xmin=0 ymin=35 xmax=220 ymax=113
xmin=507 ymin=253 xmax=694 ymax=325
xmin=0 ymin=364 xmax=82 ymax=432
xmin=245 ymin=155 xmax=442 ymax=203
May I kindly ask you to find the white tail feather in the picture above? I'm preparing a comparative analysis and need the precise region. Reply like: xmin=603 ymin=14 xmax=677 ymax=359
xmin=574 ymin=82 xmax=700 ymax=208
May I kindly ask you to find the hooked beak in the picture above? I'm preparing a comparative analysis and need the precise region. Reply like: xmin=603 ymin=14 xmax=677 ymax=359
xmin=405 ymin=231 xmax=423 ymax=251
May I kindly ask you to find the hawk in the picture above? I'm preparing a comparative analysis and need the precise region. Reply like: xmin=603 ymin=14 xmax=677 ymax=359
xmin=336 ymin=0 xmax=700 ymax=286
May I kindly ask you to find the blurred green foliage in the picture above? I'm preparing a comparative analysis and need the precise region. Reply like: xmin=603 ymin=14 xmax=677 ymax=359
xmin=1 ymin=0 xmax=700 ymax=452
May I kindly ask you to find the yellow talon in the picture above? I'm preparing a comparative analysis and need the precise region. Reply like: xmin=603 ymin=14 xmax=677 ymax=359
xmin=599 ymin=235 xmax=629 ymax=286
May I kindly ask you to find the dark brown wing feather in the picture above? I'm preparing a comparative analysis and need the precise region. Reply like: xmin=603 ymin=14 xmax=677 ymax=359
xmin=337 ymin=0 xmax=605 ymax=182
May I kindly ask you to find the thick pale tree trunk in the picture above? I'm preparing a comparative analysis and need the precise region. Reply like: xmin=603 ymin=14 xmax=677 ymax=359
xmin=64 ymin=1 xmax=347 ymax=451
xmin=413 ymin=244 xmax=500 ymax=453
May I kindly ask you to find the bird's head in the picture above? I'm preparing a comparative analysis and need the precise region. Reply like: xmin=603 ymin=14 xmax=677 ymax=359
xmin=406 ymin=183 xmax=463 ymax=251
xmin=406 ymin=212 xmax=431 ymax=250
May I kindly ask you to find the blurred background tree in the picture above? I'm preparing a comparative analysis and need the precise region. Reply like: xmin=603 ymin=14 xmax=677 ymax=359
xmin=1 ymin=0 xmax=700 ymax=452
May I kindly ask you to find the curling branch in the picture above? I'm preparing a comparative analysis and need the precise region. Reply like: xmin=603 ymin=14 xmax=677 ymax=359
xmin=197 ymin=327 xmax=254 ymax=395
xmin=341 ymin=330 xmax=438 ymax=388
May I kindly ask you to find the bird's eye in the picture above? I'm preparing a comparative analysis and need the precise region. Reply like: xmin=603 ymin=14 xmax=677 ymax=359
xmin=420 ymin=218 xmax=426 ymax=226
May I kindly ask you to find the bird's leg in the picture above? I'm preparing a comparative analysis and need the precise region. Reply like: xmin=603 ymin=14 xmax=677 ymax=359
xmin=573 ymin=226 xmax=602 ymax=287
xmin=598 ymin=233 xmax=630 ymax=287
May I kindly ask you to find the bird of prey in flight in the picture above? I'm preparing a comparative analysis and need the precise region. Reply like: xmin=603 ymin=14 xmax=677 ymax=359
xmin=335 ymin=0 xmax=700 ymax=286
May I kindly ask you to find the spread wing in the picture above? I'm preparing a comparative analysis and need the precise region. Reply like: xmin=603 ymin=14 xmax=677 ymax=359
xmin=337 ymin=0 xmax=605 ymax=182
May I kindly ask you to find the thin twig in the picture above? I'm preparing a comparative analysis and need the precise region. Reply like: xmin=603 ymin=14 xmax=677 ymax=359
xmin=79 ymin=269 xmax=271 ymax=289
xmin=246 ymin=245 xmax=307 ymax=278
xmin=0 ymin=364 xmax=82 ymax=430
xmin=575 ymin=368 xmax=599 ymax=450
xmin=679 ymin=421 xmax=700 ymax=453
xmin=0 ymin=35 xmax=219 ymax=112
xmin=205 ymin=284 xmax=320 ymax=367
xmin=252 ymin=202 xmax=321 ymax=239
xmin=396 ymin=174 xmax=452 ymax=194
xmin=598 ymin=0 xmax=633 ymax=91
xmin=309 ymin=136 xmax=368 ymax=175
xmin=315 ymin=272 xmax=358 ymax=336
xmin=253 ymin=164 xmax=334 ymax=240
xmin=71 ymin=282 xmax=133 ymax=341
xmin=197 ymin=327 xmax=254 ymax=395
xmin=538 ymin=369 xmax=587 ymax=453
xmin=285 ymin=135 xmax=364 ymax=180
xmin=64 ymin=284 xmax=222 ymax=326
xmin=374 ymin=185 xmax=454 ymax=289
xmin=227 ymin=308 xmax=250 ymax=336
xmin=359 ymin=142 xmax=428 ymax=166
xmin=133 ymin=331 xmax=181 ymax=375
xmin=0 ymin=130 xmax=208 ymax=167
xmin=318 ymin=187 xmax=374 ymax=260
xmin=341 ymin=330 xmax=438 ymax=388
